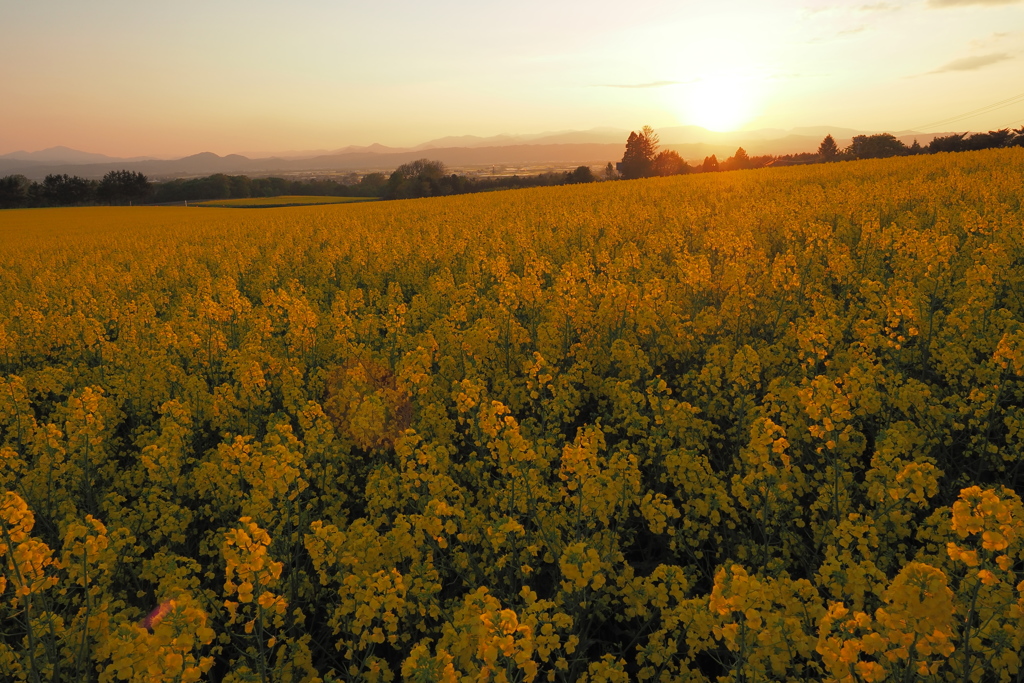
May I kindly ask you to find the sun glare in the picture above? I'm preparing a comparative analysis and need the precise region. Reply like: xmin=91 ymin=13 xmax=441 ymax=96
xmin=669 ymin=74 xmax=760 ymax=132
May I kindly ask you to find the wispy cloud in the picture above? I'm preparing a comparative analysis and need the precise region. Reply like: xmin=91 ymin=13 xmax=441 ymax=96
xmin=806 ymin=25 xmax=870 ymax=44
xmin=971 ymin=31 xmax=1015 ymax=47
xmin=929 ymin=52 xmax=1012 ymax=72
xmin=598 ymin=80 xmax=692 ymax=89
xmin=929 ymin=0 xmax=1021 ymax=7
xmin=804 ymin=2 xmax=899 ymax=15
xmin=767 ymin=72 xmax=820 ymax=80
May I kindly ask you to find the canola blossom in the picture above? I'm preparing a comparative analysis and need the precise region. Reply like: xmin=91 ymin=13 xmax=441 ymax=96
xmin=1 ymin=148 xmax=1024 ymax=681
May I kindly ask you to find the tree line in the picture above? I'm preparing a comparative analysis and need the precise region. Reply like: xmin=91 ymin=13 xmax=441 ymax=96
xmin=616 ymin=126 xmax=776 ymax=179
xmin=0 ymin=163 xmax=605 ymax=208
xmin=151 ymin=173 xmax=386 ymax=203
xmin=0 ymin=171 xmax=391 ymax=210
xmin=3 ymin=125 xmax=1023 ymax=209
xmin=0 ymin=170 xmax=151 ymax=209
xmin=380 ymin=159 xmax=600 ymax=200
xmin=615 ymin=125 xmax=1024 ymax=179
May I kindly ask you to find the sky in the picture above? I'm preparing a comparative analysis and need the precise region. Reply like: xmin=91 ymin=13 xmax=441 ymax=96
xmin=1 ymin=0 xmax=1023 ymax=158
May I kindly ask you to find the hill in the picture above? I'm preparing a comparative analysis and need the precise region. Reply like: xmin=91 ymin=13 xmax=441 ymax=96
xmin=0 ymin=126 xmax=949 ymax=179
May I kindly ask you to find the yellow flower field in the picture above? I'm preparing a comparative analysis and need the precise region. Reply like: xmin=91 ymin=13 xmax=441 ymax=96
xmin=2 ymin=148 xmax=1024 ymax=682
xmin=195 ymin=196 xmax=378 ymax=208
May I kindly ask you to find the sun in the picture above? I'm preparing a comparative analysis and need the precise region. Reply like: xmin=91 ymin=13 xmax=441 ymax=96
xmin=669 ymin=73 xmax=760 ymax=132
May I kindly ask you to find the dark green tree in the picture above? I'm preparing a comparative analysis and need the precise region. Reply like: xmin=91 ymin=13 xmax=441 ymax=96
xmin=229 ymin=175 xmax=253 ymax=198
xmin=701 ymin=154 xmax=719 ymax=172
xmin=964 ymin=129 xmax=1013 ymax=151
xmin=566 ymin=166 xmax=596 ymax=184
xmin=0 ymin=174 xmax=32 ymax=208
xmin=846 ymin=133 xmax=907 ymax=159
xmin=43 ymin=174 xmax=96 ymax=205
xmin=98 ymin=170 xmax=151 ymax=204
xmin=928 ymin=133 xmax=967 ymax=154
xmin=394 ymin=159 xmax=447 ymax=180
xmin=818 ymin=134 xmax=841 ymax=161
xmin=619 ymin=125 xmax=659 ymax=179
xmin=386 ymin=159 xmax=448 ymax=199
xmin=357 ymin=173 xmax=388 ymax=196
xmin=652 ymin=150 xmax=687 ymax=176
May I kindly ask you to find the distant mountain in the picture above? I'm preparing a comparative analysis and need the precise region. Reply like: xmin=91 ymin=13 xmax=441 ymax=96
xmin=0 ymin=145 xmax=626 ymax=180
xmin=0 ymin=146 xmax=153 ymax=165
xmin=413 ymin=128 xmax=629 ymax=149
xmin=0 ymin=128 xmax=954 ymax=180
xmin=413 ymin=125 xmax=940 ymax=152
xmin=415 ymin=134 xmax=524 ymax=150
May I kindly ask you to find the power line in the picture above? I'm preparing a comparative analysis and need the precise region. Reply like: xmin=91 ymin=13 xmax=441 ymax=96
xmin=914 ymin=91 xmax=1024 ymax=131
xmin=914 ymin=91 xmax=1024 ymax=130
xmin=912 ymin=89 xmax=1024 ymax=131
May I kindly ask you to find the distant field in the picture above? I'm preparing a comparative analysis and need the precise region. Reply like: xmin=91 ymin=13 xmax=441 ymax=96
xmin=195 ymin=195 xmax=378 ymax=207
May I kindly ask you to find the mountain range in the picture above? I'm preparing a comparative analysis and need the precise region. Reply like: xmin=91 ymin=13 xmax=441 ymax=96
xmin=0 ymin=126 xmax=947 ymax=180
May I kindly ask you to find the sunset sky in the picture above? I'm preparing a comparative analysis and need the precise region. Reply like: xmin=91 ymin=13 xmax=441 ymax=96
xmin=2 ymin=0 xmax=1022 ymax=158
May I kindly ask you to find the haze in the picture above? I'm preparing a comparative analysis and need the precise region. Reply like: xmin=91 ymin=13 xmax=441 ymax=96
xmin=2 ymin=0 xmax=1022 ymax=158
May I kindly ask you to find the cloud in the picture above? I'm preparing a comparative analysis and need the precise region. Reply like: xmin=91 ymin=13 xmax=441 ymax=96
xmin=805 ymin=25 xmax=869 ymax=44
xmin=929 ymin=0 xmax=1021 ymax=7
xmin=929 ymin=52 xmax=1013 ymax=72
xmin=598 ymin=80 xmax=691 ymax=89
xmin=767 ymin=72 xmax=830 ymax=80
xmin=970 ymin=31 xmax=1011 ymax=47
xmin=804 ymin=2 xmax=898 ymax=15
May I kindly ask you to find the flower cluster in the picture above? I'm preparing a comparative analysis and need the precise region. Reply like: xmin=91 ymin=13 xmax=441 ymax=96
xmin=0 ymin=148 xmax=1023 ymax=679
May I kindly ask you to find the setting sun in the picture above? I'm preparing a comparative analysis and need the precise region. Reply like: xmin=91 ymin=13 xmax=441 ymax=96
xmin=670 ymin=74 xmax=761 ymax=132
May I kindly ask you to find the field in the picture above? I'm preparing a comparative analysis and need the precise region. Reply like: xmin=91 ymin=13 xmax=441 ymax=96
xmin=194 ymin=196 xmax=378 ymax=208
xmin=1 ymin=148 xmax=1024 ymax=682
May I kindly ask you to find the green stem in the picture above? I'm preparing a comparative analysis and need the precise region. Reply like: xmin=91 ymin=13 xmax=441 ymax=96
xmin=0 ymin=517 xmax=44 ymax=683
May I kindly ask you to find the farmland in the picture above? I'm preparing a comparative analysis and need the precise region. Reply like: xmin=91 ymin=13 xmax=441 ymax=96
xmin=1 ymin=148 xmax=1024 ymax=682
xmin=195 ymin=196 xmax=379 ymax=208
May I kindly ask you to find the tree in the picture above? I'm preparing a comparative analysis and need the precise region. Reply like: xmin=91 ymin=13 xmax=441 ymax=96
xmin=229 ymin=175 xmax=253 ymax=198
xmin=386 ymin=159 xmax=448 ymax=199
xmin=43 ymin=174 xmax=96 ymax=205
xmin=98 ymin=170 xmax=151 ymax=204
xmin=620 ymin=125 xmax=660 ymax=179
xmin=702 ymin=155 xmax=719 ymax=172
xmin=928 ymin=133 xmax=967 ymax=154
xmin=818 ymin=135 xmax=840 ymax=162
xmin=394 ymin=159 xmax=447 ymax=180
xmin=0 ymin=174 xmax=32 ymax=208
xmin=964 ymin=129 xmax=1013 ymax=151
xmin=722 ymin=147 xmax=750 ymax=171
xmin=652 ymin=150 xmax=687 ymax=176
xmin=566 ymin=166 xmax=596 ymax=184
xmin=357 ymin=173 xmax=388 ymax=196
xmin=604 ymin=162 xmax=617 ymax=180
xmin=200 ymin=174 xmax=232 ymax=200
xmin=846 ymin=134 xmax=907 ymax=160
